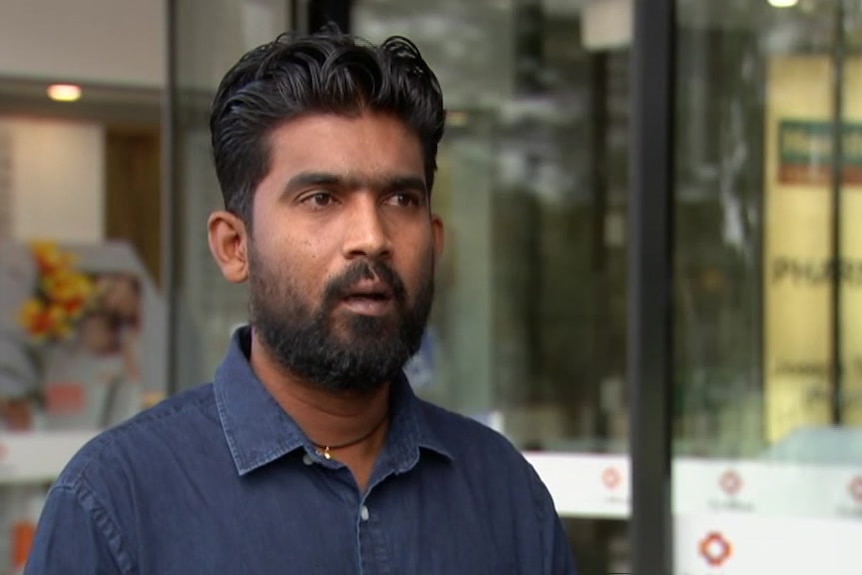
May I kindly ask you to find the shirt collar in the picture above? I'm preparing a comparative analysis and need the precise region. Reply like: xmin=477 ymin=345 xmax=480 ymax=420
xmin=214 ymin=326 xmax=452 ymax=476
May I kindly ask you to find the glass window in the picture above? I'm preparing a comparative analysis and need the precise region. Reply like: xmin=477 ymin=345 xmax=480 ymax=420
xmin=673 ymin=0 xmax=862 ymax=571
xmin=170 ymin=0 xmax=292 ymax=388
xmin=354 ymin=0 xmax=631 ymax=568
xmin=0 ymin=7 xmax=164 ymax=569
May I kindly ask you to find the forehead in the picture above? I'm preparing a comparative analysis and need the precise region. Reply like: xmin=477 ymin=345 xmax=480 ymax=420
xmin=265 ymin=113 xmax=424 ymax=177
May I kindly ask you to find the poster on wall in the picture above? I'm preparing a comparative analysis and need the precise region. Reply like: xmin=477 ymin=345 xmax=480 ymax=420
xmin=0 ymin=241 xmax=165 ymax=432
xmin=764 ymin=56 xmax=862 ymax=443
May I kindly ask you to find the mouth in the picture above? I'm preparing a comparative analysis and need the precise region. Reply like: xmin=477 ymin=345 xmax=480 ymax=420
xmin=339 ymin=282 xmax=395 ymax=316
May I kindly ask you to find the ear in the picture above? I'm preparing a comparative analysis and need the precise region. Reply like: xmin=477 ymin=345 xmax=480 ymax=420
xmin=208 ymin=210 xmax=250 ymax=283
xmin=431 ymin=214 xmax=445 ymax=259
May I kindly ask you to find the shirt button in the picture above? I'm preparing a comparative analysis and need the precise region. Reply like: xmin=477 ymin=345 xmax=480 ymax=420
xmin=302 ymin=454 xmax=314 ymax=466
xmin=360 ymin=505 xmax=370 ymax=521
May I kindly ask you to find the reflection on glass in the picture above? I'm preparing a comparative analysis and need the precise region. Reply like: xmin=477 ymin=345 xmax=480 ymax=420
xmin=355 ymin=0 xmax=630 ymax=454
xmin=353 ymin=3 xmax=631 ymax=570
xmin=674 ymin=1 xmax=862 ymax=572
xmin=673 ymin=0 xmax=862 ymax=458
xmin=171 ymin=0 xmax=292 ymax=391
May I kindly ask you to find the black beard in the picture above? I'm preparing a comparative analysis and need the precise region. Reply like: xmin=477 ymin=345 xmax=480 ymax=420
xmin=248 ymin=251 xmax=434 ymax=394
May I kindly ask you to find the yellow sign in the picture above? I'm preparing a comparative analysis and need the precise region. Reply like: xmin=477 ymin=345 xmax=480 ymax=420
xmin=764 ymin=56 xmax=862 ymax=443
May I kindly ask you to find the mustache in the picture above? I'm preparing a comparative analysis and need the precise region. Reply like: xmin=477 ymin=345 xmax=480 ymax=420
xmin=323 ymin=260 xmax=408 ymax=305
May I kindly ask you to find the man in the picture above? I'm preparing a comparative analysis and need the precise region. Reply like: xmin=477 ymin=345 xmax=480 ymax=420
xmin=25 ymin=30 xmax=578 ymax=574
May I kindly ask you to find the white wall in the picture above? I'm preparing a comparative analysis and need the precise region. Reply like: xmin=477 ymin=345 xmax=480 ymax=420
xmin=0 ymin=0 xmax=165 ymax=87
xmin=0 ymin=117 xmax=105 ymax=243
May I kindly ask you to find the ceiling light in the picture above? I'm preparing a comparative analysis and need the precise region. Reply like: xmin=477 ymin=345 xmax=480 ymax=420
xmin=769 ymin=0 xmax=798 ymax=7
xmin=47 ymin=84 xmax=82 ymax=102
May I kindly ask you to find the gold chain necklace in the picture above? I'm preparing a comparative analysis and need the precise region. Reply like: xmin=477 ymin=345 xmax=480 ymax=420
xmin=310 ymin=411 xmax=389 ymax=460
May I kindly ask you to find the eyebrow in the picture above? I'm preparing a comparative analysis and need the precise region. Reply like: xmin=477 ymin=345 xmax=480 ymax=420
xmin=282 ymin=171 xmax=428 ymax=198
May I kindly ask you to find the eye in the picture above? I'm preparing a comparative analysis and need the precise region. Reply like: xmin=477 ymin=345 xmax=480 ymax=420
xmin=303 ymin=191 xmax=336 ymax=208
xmin=387 ymin=192 xmax=421 ymax=207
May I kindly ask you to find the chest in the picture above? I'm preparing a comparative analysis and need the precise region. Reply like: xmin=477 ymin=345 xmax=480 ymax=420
xmin=131 ymin=463 xmax=532 ymax=575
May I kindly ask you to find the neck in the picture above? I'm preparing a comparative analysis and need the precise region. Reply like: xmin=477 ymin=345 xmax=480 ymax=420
xmin=249 ymin=330 xmax=392 ymax=458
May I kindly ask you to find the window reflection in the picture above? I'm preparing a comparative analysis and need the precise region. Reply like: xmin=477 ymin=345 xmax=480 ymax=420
xmin=356 ymin=0 xmax=630 ymax=454
xmin=674 ymin=0 xmax=862 ymax=570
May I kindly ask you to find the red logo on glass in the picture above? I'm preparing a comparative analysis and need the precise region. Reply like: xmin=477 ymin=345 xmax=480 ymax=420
xmin=719 ymin=470 xmax=743 ymax=497
xmin=848 ymin=476 xmax=862 ymax=503
xmin=602 ymin=467 xmax=621 ymax=490
xmin=699 ymin=532 xmax=732 ymax=567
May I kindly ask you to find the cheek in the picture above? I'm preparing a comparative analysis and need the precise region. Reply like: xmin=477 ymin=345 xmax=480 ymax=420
xmin=288 ymin=238 xmax=339 ymax=301
xmin=399 ymin=236 xmax=436 ymax=289
xmin=259 ymin=222 xmax=325 ymax=270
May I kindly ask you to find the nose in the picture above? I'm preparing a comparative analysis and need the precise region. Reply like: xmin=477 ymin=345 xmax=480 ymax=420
xmin=341 ymin=195 xmax=393 ymax=260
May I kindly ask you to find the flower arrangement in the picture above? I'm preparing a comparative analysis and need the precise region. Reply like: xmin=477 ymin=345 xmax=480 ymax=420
xmin=1 ymin=242 xmax=148 ymax=431
xmin=17 ymin=241 xmax=96 ymax=342
xmin=0 ymin=242 xmax=97 ymax=429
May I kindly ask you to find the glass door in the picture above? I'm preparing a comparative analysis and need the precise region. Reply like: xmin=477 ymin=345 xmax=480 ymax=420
xmin=671 ymin=0 xmax=862 ymax=572
xmin=353 ymin=0 xmax=633 ymax=570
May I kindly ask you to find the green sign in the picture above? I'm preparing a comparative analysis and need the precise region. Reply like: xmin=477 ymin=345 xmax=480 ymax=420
xmin=778 ymin=120 xmax=862 ymax=185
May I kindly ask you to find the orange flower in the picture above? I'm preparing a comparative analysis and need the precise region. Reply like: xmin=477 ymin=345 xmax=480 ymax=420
xmin=18 ymin=300 xmax=69 ymax=340
xmin=19 ymin=243 xmax=94 ymax=342
xmin=30 ymin=241 xmax=75 ymax=275
xmin=41 ymin=269 xmax=93 ymax=312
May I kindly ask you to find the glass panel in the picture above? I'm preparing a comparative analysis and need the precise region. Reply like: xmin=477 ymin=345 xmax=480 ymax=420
xmin=673 ymin=0 xmax=862 ymax=572
xmin=0 ymin=10 xmax=164 ymax=572
xmin=171 ymin=0 xmax=292 ymax=388
xmin=354 ymin=0 xmax=631 ymax=569
xmin=355 ymin=0 xmax=630 ymax=452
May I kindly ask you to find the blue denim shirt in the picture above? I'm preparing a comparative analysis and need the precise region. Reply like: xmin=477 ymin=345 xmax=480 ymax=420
xmin=26 ymin=328 xmax=577 ymax=574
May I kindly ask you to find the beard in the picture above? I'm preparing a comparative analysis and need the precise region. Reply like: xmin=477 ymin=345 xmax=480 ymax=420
xmin=248 ymin=245 xmax=435 ymax=394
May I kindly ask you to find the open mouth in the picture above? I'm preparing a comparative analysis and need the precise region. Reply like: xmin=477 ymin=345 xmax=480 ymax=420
xmin=340 ymin=283 xmax=394 ymax=315
xmin=345 ymin=292 xmax=391 ymax=302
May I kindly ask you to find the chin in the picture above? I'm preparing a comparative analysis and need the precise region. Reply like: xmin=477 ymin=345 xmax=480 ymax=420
xmin=339 ymin=312 xmax=399 ymax=337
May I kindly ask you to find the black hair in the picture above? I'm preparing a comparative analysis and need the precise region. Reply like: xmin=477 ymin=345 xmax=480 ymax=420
xmin=210 ymin=29 xmax=446 ymax=223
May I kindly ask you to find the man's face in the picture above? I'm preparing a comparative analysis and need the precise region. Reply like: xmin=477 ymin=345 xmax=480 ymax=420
xmin=246 ymin=112 xmax=443 ymax=393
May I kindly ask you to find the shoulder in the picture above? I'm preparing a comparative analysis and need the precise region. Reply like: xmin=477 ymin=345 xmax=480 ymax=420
xmin=54 ymin=383 xmax=217 ymax=491
xmin=413 ymin=400 xmax=566 ymax=555
xmin=416 ymin=399 xmax=537 ymax=474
